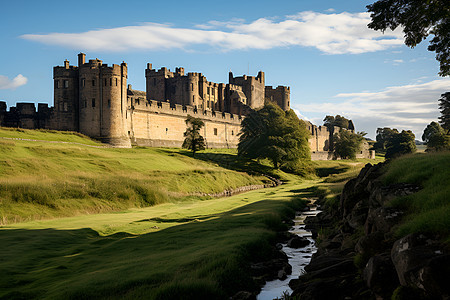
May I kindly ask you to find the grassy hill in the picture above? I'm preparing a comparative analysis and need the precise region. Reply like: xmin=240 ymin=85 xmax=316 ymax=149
xmin=0 ymin=127 xmax=269 ymax=225
xmin=0 ymin=127 xmax=388 ymax=299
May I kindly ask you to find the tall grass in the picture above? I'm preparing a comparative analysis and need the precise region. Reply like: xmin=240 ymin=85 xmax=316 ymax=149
xmin=382 ymin=152 xmax=450 ymax=241
xmin=0 ymin=130 xmax=267 ymax=224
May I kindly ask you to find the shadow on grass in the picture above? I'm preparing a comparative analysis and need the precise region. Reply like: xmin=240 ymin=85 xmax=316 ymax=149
xmin=315 ymin=166 xmax=349 ymax=178
xmin=0 ymin=196 xmax=307 ymax=300
xmin=163 ymin=149 xmax=279 ymax=179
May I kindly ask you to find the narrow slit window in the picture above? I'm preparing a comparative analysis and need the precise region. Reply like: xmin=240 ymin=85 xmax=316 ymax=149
xmin=92 ymin=98 xmax=95 ymax=108
xmin=92 ymin=79 xmax=95 ymax=86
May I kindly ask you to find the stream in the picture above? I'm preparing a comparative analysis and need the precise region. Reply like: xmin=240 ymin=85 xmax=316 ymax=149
xmin=257 ymin=204 xmax=321 ymax=300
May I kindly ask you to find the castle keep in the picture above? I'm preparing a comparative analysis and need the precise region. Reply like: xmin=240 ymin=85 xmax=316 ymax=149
xmin=0 ymin=53 xmax=374 ymax=159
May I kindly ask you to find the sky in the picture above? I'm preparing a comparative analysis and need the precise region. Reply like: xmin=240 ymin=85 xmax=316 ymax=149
xmin=1 ymin=0 xmax=448 ymax=140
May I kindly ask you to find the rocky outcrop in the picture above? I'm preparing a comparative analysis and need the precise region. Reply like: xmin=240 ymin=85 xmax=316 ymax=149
xmin=290 ymin=163 xmax=449 ymax=299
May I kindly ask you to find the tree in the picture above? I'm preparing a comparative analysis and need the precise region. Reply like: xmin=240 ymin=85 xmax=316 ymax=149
xmin=323 ymin=115 xmax=351 ymax=131
xmin=238 ymin=102 xmax=310 ymax=170
xmin=385 ymin=130 xmax=416 ymax=159
xmin=367 ymin=0 xmax=450 ymax=76
xmin=333 ymin=129 xmax=365 ymax=159
xmin=422 ymin=121 xmax=450 ymax=151
xmin=182 ymin=115 xmax=206 ymax=157
xmin=374 ymin=127 xmax=399 ymax=151
xmin=438 ymin=92 xmax=450 ymax=134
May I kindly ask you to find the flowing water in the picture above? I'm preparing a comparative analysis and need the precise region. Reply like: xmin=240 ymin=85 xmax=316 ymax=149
xmin=257 ymin=206 xmax=320 ymax=300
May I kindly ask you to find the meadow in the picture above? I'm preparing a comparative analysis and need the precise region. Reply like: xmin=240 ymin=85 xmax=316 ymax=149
xmin=3 ymin=127 xmax=447 ymax=299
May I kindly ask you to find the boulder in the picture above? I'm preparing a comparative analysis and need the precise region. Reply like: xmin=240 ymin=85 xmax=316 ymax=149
xmin=391 ymin=233 xmax=448 ymax=298
xmin=365 ymin=207 xmax=404 ymax=235
xmin=287 ymin=236 xmax=311 ymax=248
xmin=363 ymin=252 xmax=399 ymax=298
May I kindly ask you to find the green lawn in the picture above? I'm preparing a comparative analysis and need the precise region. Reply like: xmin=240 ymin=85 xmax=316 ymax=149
xmin=0 ymin=179 xmax=318 ymax=299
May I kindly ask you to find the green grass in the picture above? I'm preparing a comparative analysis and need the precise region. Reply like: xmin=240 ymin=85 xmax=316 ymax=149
xmin=0 ymin=130 xmax=267 ymax=224
xmin=0 ymin=180 xmax=314 ymax=299
xmin=0 ymin=127 xmax=388 ymax=299
xmin=0 ymin=127 xmax=101 ymax=145
xmin=381 ymin=151 xmax=450 ymax=241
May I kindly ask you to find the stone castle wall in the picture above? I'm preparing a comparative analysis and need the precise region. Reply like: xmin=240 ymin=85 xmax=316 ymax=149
xmin=0 ymin=53 xmax=374 ymax=160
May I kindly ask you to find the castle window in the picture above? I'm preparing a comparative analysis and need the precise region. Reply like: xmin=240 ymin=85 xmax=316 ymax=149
xmin=192 ymin=95 xmax=195 ymax=104
xmin=110 ymin=78 xmax=112 ymax=86
xmin=104 ymin=79 xmax=107 ymax=86
xmin=207 ymin=101 xmax=210 ymax=108
xmin=64 ymin=80 xmax=69 ymax=88
xmin=207 ymin=87 xmax=210 ymax=95
xmin=108 ymin=99 xmax=111 ymax=108
xmin=115 ymin=78 xmax=118 ymax=86
xmin=92 ymin=79 xmax=95 ymax=86
xmin=191 ymin=83 xmax=194 ymax=91
xmin=136 ymin=98 xmax=140 ymax=105
xmin=81 ymin=78 xmax=85 ymax=87
xmin=214 ymin=128 xmax=218 ymax=136
xmin=54 ymin=80 xmax=59 ymax=89
xmin=232 ymin=130 xmax=234 ymax=135
xmin=166 ymin=128 xmax=168 ymax=134
xmin=92 ymin=98 xmax=95 ymax=108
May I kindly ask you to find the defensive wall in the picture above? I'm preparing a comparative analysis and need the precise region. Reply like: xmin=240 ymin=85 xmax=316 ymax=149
xmin=0 ymin=53 xmax=374 ymax=160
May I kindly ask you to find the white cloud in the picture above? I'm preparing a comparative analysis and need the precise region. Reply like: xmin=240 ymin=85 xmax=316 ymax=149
xmin=295 ymin=78 xmax=450 ymax=139
xmin=0 ymin=74 xmax=28 ymax=90
xmin=21 ymin=11 xmax=404 ymax=54
xmin=325 ymin=8 xmax=336 ymax=12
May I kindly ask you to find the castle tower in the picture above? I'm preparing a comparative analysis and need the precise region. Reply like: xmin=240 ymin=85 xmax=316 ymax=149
xmin=78 ymin=55 xmax=131 ymax=147
xmin=53 ymin=59 xmax=79 ymax=131
xmin=265 ymin=85 xmax=290 ymax=111
xmin=145 ymin=63 xmax=174 ymax=101
xmin=228 ymin=71 xmax=265 ymax=110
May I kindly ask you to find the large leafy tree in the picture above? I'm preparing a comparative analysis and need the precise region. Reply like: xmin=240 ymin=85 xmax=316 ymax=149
xmin=367 ymin=0 xmax=450 ymax=76
xmin=323 ymin=115 xmax=351 ymax=131
xmin=422 ymin=121 xmax=450 ymax=151
xmin=374 ymin=127 xmax=399 ymax=151
xmin=385 ymin=130 xmax=416 ymax=159
xmin=333 ymin=129 xmax=365 ymax=160
xmin=182 ymin=115 xmax=206 ymax=157
xmin=438 ymin=92 xmax=450 ymax=134
xmin=238 ymin=102 xmax=310 ymax=170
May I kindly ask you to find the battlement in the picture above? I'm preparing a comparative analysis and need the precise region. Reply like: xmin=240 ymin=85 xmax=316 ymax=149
xmin=145 ymin=65 xmax=174 ymax=78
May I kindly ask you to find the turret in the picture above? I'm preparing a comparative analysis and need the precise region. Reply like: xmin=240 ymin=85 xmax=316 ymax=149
xmin=78 ymin=56 xmax=130 ymax=147
xmin=53 ymin=59 xmax=79 ymax=131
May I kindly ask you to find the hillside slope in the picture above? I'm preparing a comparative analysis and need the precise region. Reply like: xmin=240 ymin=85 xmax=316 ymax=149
xmin=291 ymin=152 xmax=450 ymax=299
xmin=0 ymin=127 xmax=268 ymax=224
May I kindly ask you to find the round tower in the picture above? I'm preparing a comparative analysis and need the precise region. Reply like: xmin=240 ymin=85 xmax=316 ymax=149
xmin=79 ymin=58 xmax=131 ymax=147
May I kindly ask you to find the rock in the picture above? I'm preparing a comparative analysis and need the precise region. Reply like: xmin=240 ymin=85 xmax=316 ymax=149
xmin=391 ymin=234 xmax=449 ymax=298
xmin=355 ymin=232 xmax=386 ymax=255
xmin=231 ymin=291 xmax=256 ymax=300
xmin=275 ymin=243 xmax=283 ymax=250
xmin=287 ymin=236 xmax=311 ymax=248
xmin=277 ymin=269 xmax=287 ymax=280
xmin=365 ymin=206 xmax=404 ymax=235
xmin=363 ymin=252 xmax=399 ymax=298
xmin=369 ymin=183 xmax=421 ymax=209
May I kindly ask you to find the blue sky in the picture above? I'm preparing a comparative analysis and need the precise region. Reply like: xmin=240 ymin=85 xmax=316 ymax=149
xmin=1 ymin=0 xmax=448 ymax=140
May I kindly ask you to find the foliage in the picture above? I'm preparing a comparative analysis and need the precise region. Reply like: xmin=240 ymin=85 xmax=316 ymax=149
xmin=439 ymin=92 xmax=450 ymax=134
xmin=333 ymin=129 xmax=365 ymax=159
xmin=374 ymin=127 xmax=399 ymax=151
xmin=323 ymin=115 xmax=351 ymax=131
xmin=182 ymin=115 xmax=206 ymax=157
xmin=238 ymin=102 xmax=310 ymax=170
xmin=385 ymin=130 xmax=416 ymax=159
xmin=422 ymin=121 xmax=450 ymax=151
xmin=367 ymin=0 xmax=450 ymax=76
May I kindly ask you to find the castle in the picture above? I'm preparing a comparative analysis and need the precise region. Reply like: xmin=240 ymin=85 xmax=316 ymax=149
xmin=0 ymin=53 xmax=374 ymax=159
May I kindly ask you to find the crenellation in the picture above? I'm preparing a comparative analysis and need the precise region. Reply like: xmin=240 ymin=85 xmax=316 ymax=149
xmin=0 ymin=52 xmax=373 ymax=159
